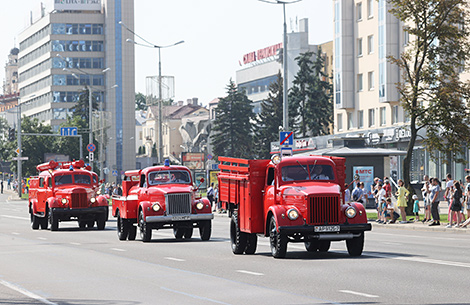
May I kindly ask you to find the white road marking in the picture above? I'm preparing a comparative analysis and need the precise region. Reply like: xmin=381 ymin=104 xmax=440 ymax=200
xmin=11 ymin=232 xmax=20 ymax=235
xmin=37 ymin=237 xmax=47 ymax=241
xmin=164 ymin=257 xmax=186 ymax=262
xmin=161 ymin=286 xmax=231 ymax=305
xmin=236 ymin=270 xmax=264 ymax=276
xmin=340 ymin=290 xmax=379 ymax=298
xmin=110 ymin=248 xmax=126 ymax=252
xmin=1 ymin=215 xmax=29 ymax=221
xmin=70 ymin=242 xmax=81 ymax=246
xmin=0 ymin=279 xmax=58 ymax=305
xmin=368 ymin=252 xmax=470 ymax=269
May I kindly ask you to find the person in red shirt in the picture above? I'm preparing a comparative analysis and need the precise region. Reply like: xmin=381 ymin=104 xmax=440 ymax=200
xmin=383 ymin=180 xmax=392 ymax=198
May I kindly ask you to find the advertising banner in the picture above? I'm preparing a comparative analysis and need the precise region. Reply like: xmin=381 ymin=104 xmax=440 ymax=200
xmin=182 ymin=152 xmax=204 ymax=170
xmin=54 ymin=0 xmax=101 ymax=11
xmin=353 ymin=166 xmax=374 ymax=199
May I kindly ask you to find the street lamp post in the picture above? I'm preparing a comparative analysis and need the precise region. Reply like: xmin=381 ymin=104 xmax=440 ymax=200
xmin=17 ymin=102 xmax=22 ymax=198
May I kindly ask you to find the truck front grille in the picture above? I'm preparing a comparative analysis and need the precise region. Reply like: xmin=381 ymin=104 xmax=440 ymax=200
xmin=166 ymin=193 xmax=191 ymax=215
xmin=308 ymin=196 xmax=340 ymax=225
xmin=71 ymin=193 xmax=87 ymax=208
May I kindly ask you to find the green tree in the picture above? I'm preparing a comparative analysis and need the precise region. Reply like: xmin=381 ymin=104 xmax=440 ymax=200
xmin=253 ymin=72 xmax=283 ymax=159
xmin=54 ymin=115 xmax=90 ymax=161
xmin=388 ymin=0 xmax=470 ymax=210
xmin=70 ymin=87 xmax=99 ymax=123
xmin=211 ymin=79 xmax=254 ymax=158
xmin=289 ymin=49 xmax=333 ymax=137
xmin=135 ymin=92 xmax=147 ymax=110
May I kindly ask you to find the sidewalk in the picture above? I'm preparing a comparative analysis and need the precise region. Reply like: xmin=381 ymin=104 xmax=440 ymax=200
xmin=1 ymin=188 xmax=24 ymax=201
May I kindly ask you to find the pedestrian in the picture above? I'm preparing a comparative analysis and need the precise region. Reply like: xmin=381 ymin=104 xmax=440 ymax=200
xmin=412 ymin=194 xmax=420 ymax=221
xmin=385 ymin=197 xmax=398 ymax=224
xmin=7 ymin=177 xmax=11 ymax=190
xmin=465 ymin=175 xmax=470 ymax=221
xmin=396 ymin=179 xmax=410 ymax=223
xmin=444 ymin=173 xmax=454 ymax=219
xmin=447 ymin=181 xmax=462 ymax=228
xmin=383 ymin=180 xmax=392 ymax=199
xmin=421 ymin=175 xmax=432 ymax=223
xmin=352 ymin=182 xmax=364 ymax=204
xmin=0 ymin=180 xmax=3 ymax=194
xmin=214 ymin=184 xmax=219 ymax=211
xmin=207 ymin=183 xmax=215 ymax=211
xmin=344 ymin=183 xmax=351 ymax=203
xmin=375 ymin=183 xmax=386 ymax=223
xmin=429 ymin=178 xmax=441 ymax=226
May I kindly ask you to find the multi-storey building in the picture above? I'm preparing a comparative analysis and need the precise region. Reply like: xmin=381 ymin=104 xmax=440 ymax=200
xmin=16 ymin=0 xmax=135 ymax=182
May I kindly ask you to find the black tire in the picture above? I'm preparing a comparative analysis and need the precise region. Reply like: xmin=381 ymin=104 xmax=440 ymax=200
xmin=318 ymin=240 xmax=331 ymax=252
xmin=87 ymin=220 xmax=95 ymax=229
xmin=269 ymin=216 xmax=287 ymax=258
xmin=304 ymin=240 xmax=318 ymax=252
xmin=49 ymin=210 xmax=59 ymax=231
xmin=139 ymin=210 xmax=152 ymax=242
xmin=244 ymin=233 xmax=258 ymax=255
xmin=346 ymin=233 xmax=364 ymax=257
xmin=78 ymin=221 xmax=87 ymax=229
xmin=199 ymin=220 xmax=211 ymax=241
xmin=230 ymin=214 xmax=247 ymax=254
xmin=173 ymin=227 xmax=185 ymax=240
xmin=184 ymin=227 xmax=193 ymax=239
xmin=117 ymin=214 xmax=129 ymax=240
xmin=31 ymin=213 xmax=40 ymax=230
xmin=96 ymin=215 xmax=105 ymax=230
xmin=40 ymin=217 xmax=48 ymax=230
xmin=128 ymin=224 xmax=137 ymax=240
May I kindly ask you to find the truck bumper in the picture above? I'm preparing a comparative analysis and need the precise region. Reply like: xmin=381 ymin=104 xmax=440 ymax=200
xmin=51 ymin=206 xmax=108 ymax=218
xmin=278 ymin=223 xmax=372 ymax=240
xmin=146 ymin=213 xmax=214 ymax=223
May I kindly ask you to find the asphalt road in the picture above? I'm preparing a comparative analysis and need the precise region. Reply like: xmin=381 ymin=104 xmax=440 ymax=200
xmin=1 ymin=190 xmax=470 ymax=305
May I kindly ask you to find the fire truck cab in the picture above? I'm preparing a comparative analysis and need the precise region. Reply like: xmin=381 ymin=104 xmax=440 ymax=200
xmin=218 ymin=155 xmax=371 ymax=258
xmin=112 ymin=160 xmax=213 ymax=242
xmin=28 ymin=160 xmax=108 ymax=231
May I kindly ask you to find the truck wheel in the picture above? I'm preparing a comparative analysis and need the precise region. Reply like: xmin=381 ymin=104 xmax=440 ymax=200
xmin=78 ymin=221 xmax=87 ymax=229
xmin=173 ymin=227 xmax=185 ymax=240
xmin=199 ymin=220 xmax=211 ymax=241
xmin=40 ymin=217 xmax=48 ymax=230
xmin=49 ymin=211 xmax=59 ymax=231
xmin=31 ymin=213 xmax=40 ymax=230
xmin=117 ymin=214 xmax=129 ymax=240
xmin=304 ymin=240 xmax=318 ymax=252
xmin=269 ymin=216 xmax=287 ymax=258
xmin=184 ymin=227 xmax=193 ymax=239
xmin=244 ymin=233 xmax=257 ymax=255
xmin=346 ymin=233 xmax=364 ymax=257
xmin=230 ymin=214 xmax=247 ymax=254
xmin=128 ymin=224 xmax=137 ymax=240
xmin=318 ymin=240 xmax=331 ymax=252
xmin=87 ymin=220 xmax=95 ymax=229
xmin=96 ymin=215 xmax=106 ymax=230
xmin=139 ymin=210 xmax=152 ymax=242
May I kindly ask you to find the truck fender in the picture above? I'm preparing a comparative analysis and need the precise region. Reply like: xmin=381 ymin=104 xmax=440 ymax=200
xmin=195 ymin=198 xmax=212 ymax=214
xmin=269 ymin=205 xmax=305 ymax=229
xmin=341 ymin=202 xmax=368 ymax=224
xmin=47 ymin=197 xmax=60 ymax=209
xmin=139 ymin=201 xmax=153 ymax=218
xmin=29 ymin=199 xmax=39 ymax=215
xmin=96 ymin=195 xmax=108 ymax=207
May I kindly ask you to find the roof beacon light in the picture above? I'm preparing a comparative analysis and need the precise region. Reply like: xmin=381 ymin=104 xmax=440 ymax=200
xmin=69 ymin=165 xmax=74 ymax=171
xmin=164 ymin=159 xmax=170 ymax=167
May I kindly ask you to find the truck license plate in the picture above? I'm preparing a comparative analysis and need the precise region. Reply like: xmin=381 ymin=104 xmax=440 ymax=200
xmin=314 ymin=225 xmax=340 ymax=233
xmin=172 ymin=215 xmax=190 ymax=221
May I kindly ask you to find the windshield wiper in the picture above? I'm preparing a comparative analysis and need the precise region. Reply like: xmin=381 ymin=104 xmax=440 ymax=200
xmin=296 ymin=160 xmax=309 ymax=177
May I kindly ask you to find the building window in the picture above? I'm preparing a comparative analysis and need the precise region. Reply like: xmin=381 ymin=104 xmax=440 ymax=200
xmin=380 ymin=107 xmax=386 ymax=125
xmin=357 ymin=38 xmax=363 ymax=57
xmin=403 ymin=26 xmax=409 ymax=45
xmin=347 ymin=112 xmax=354 ymax=130
xmin=337 ymin=113 xmax=343 ymax=131
xmin=358 ymin=110 xmax=364 ymax=128
xmin=357 ymin=2 xmax=363 ymax=21
xmin=368 ymin=35 xmax=374 ymax=54
xmin=357 ymin=74 xmax=363 ymax=91
xmin=367 ymin=0 xmax=374 ymax=18
xmin=368 ymin=71 xmax=375 ymax=90
xmin=368 ymin=108 xmax=375 ymax=127
xmin=392 ymin=105 xmax=399 ymax=124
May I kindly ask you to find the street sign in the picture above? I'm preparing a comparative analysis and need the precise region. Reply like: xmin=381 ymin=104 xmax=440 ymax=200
xmin=87 ymin=143 xmax=96 ymax=152
xmin=15 ymin=148 xmax=20 ymax=154
xmin=207 ymin=154 xmax=213 ymax=160
xmin=89 ymin=152 xmax=94 ymax=162
xmin=112 ymin=170 xmax=118 ymax=177
xmin=281 ymin=147 xmax=293 ymax=158
xmin=280 ymin=131 xmax=294 ymax=146
xmin=12 ymin=157 xmax=29 ymax=161
xmin=60 ymin=127 xmax=78 ymax=136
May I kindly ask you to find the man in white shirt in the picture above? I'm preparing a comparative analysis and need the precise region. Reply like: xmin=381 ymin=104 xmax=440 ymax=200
xmin=310 ymin=165 xmax=329 ymax=180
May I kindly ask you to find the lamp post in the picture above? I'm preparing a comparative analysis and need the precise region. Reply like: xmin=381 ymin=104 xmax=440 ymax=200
xmin=259 ymin=0 xmax=302 ymax=131
xmin=119 ymin=20 xmax=183 ymax=164
xmin=16 ymin=94 xmax=35 ymax=198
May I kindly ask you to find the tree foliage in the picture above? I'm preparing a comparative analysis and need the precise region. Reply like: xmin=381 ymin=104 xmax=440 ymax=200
xmin=388 ymin=0 xmax=470 ymax=208
xmin=253 ymin=72 xmax=283 ymax=159
xmin=70 ymin=87 xmax=99 ymax=123
xmin=211 ymin=79 xmax=254 ymax=158
xmin=135 ymin=92 xmax=147 ymax=111
xmin=288 ymin=49 xmax=333 ymax=137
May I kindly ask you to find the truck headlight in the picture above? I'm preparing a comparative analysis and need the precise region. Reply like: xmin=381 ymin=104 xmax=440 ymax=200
xmin=345 ymin=206 xmax=357 ymax=218
xmin=152 ymin=203 xmax=161 ymax=212
xmin=287 ymin=208 xmax=299 ymax=220
xmin=61 ymin=198 xmax=68 ymax=204
xmin=196 ymin=202 xmax=204 ymax=210
xmin=90 ymin=197 xmax=96 ymax=203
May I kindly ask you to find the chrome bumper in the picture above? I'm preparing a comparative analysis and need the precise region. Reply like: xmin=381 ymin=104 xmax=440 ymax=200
xmin=146 ymin=213 xmax=214 ymax=223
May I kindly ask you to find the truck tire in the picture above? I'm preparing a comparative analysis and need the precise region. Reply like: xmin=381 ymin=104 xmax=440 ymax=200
xmin=304 ymin=240 xmax=318 ymax=252
xmin=96 ymin=215 xmax=106 ymax=230
xmin=31 ymin=213 xmax=40 ymax=230
xmin=117 ymin=214 xmax=129 ymax=240
xmin=184 ymin=227 xmax=193 ymax=239
xmin=269 ymin=216 xmax=287 ymax=258
xmin=199 ymin=220 xmax=211 ymax=241
xmin=128 ymin=224 xmax=137 ymax=240
xmin=139 ymin=210 xmax=152 ymax=242
xmin=49 ymin=211 xmax=59 ymax=231
xmin=318 ymin=240 xmax=331 ymax=252
xmin=173 ymin=227 xmax=185 ymax=240
xmin=244 ymin=233 xmax=257 ymax=255
xmin=87 ymin=220 xmax=95 ymax=229
xmin=79 ymin=221 xmax=87 ymax=229
xmin=230 ymin=214 xmax=247 ymax=254
xmin=346 ymin=233 xmax=364 ymax=257
xmin=40 ymin=217 xmax=48 ymax=230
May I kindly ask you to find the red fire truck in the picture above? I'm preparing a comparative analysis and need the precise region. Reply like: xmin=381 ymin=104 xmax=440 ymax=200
xmin=28 ymin=160 xmax=108 ymax=231
xmin=112 ymin=160 xmax=213 ymax=242
xmin=218 ymin=155 xmax=371 ymax=258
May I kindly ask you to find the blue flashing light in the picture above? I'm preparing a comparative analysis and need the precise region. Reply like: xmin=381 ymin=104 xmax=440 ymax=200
xmin=69 ymin=165 xmax=74 ymax=171
xmin=164 ymin=159 xmax=170 ymax=167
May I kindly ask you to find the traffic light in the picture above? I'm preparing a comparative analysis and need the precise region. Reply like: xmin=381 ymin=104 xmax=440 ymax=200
xmin=8 ymin=128 xmax=15 ymax=141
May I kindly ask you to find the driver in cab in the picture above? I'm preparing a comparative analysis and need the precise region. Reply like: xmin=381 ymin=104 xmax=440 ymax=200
xmin=310 ymin=165 xmax=329 ymax=180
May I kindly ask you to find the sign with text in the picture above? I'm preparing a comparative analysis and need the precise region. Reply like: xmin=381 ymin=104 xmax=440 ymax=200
xmin=54 ymin=0 xmax=101 ymax=11
xmin=353 ymin=166 xmax=374 ymax=199
xmin=242 ymin=43 xmax=282 ymax=65
xmin=182 ymin=152 xmax=204 ymax=170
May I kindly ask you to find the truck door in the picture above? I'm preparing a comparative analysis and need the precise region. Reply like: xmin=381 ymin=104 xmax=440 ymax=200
xmin=37 ymin=178 xmax=47 ymax=212
xmin=263 ymin=167 xmax=275 ymax=215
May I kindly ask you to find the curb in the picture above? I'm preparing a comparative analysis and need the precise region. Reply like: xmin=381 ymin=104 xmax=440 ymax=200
xmin=370 ymin=221 xmax=470 ymax=234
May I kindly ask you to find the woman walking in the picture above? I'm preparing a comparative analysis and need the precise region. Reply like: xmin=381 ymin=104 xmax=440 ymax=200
xmin=396 ymin=179 xmax=410 ymax=223
xmin=447 ymin=181 xmax=462 ymax=228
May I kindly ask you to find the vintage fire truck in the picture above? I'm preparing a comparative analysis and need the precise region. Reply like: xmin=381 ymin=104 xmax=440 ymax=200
xmin=112 ymin=160 xmax=213 ymax=242
xmin=218 ymin=155 xmax=371 ymax=258
xmin=28 ymin=160 xmax=109 ymax=231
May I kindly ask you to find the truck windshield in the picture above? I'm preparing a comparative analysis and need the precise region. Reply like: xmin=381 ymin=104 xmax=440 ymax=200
xmin=54 ymin=174 xmax=73 ymax=186
xmin=74 ymin=174 xmax=91 ymax=184
xmin=281 ymin=164 xmax=335 ymax=182
xmin=148 ymin=170 xmax=191 ymax=185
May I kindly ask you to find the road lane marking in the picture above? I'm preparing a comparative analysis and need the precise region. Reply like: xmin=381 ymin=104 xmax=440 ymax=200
xmin=367 ymin=252 xmax=470 ymax=269
xmin=340 ymin=290 xmax=379 ymax=298
xmin=12 ymin=232 xmax=20 ymax=235
xmin=236 ymin=270 xmax=264 ymax=276
xmin=164 ymin=257 xmax=186 ymax=262
xmin=160 ymin=286 xmax=231 ymax=305
xmin=0 ymin=279 xmax=58 ymax=305
xmin=110 ymin=248 xmax=126 ymax=252
xmin=1 ymin=215 xmax=29 ymax=221
xmin=37 ymin=237 xmax=47 ymax=241
xmin=70 ymin=242 xmax=81 ymax=246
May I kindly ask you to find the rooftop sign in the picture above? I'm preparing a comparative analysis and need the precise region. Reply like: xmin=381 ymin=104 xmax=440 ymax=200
xmin=54 ymin=0 xmax=101 ymax=11
xmin=242 ymin=43 xmax=282 ymax=65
